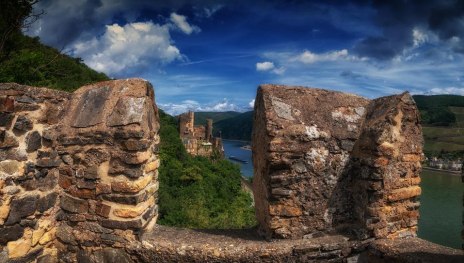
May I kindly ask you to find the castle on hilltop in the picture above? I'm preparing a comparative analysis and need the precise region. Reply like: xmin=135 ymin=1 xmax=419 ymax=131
xmin=178 ymin=111 xmax=224 ymax=157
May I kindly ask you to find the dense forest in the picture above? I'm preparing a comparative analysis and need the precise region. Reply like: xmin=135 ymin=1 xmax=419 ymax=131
xmin=0 ymin=0 xmax=256 ymax=229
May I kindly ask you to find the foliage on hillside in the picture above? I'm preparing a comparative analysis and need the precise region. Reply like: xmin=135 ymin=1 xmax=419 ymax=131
xmin=158 ymin=110 xmax=256 ymax=228
xmin=193 ymin=111 xmax=241 ymax=126
xmin=0 ymin=0 xmax=109 ymax=92
xmin=412 ymin=95 xmax=464 ymax=126
xmin=214 ymin=111 xmax=253 ymax=141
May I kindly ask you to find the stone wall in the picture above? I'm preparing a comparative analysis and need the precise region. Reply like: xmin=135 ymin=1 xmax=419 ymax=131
xmin=252 ymin=84 xmax=422 ymax=240
xmin=1 ymin=80 xmax=461 ymax=263
xmin=1 ymin=84 xmax=70 ymax=262
xmin=0 ymin=79 xmax=160 ymax=262
xmin=351 ymin=93 xmax=423 ymax=239
xmin=55 ymin=79 xmax=159 ymax=262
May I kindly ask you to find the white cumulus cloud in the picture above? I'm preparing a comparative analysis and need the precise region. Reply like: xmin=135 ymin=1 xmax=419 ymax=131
xmin=295 ymin=49 xmax=350 ymax=64
xmin=170 ymin=13 xmax=201 ymax=35
xmin=72 ymin=21 xmax=182 ymax=75
xmin=256 ymin=61 xmax=285 ymax=74
xmin=256 ymin=61 xmax=275 ymax=71
xmin=159 ymin=99 xmax=242 ymax=116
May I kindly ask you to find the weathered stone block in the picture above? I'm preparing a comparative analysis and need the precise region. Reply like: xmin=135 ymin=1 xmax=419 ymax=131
xmin=0 ymin=112 xmax=14 ymax=128
xmin=0 ymin=96 xmax=14 ymax=112
xmin=13 ymin=115 xmax=33 ymax=132
xmin=38 ymin=192 xmax=58 ymax=212
xmin=0 ymin=130 xmax=19 ymax=148
xmin=56 ymin=224 xmax=77 ymax=245
xmin=111 ymin=174 xmax=152 ymax=194
xmin=60 ymin=194 xmax=88 ymax=214
xmin=0 ymin=160 xmax=23 ymax=175
xmin=107 ymin=97 xmax=146 ymax=126
xmin=95 ymin=202 xmax=111 ymax=218
xmin=71 ymin=86 xmax=111 ymax=128
xmin=96 ymin=183 xmax=111 ymax=195
xmin=0 ymin=224 xmax=24 ymax=244
xmin=144 ymin=159 xmax=160 ymax=173
xmin=122 ymin=139 xmax=150 ymax=151
xmin=102 ymin=190 xmax=148 ymax=205
xmin=5 ymin=194 xmax=39 ymax=225
xmin=101 ymin=218 xmax=143 ymax=230
xmin=66 ymin=186 xmax=95 ymax=199
xmin=26 ymin=131 xmax=42 ymax=152
xmin=120 ymin=151 xmax=151 ymax=165
xmin=387 ymin=186 xmax=421 ymax=202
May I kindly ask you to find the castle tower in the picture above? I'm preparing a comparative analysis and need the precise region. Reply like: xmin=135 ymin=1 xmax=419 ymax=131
xmin=206 ymin=118 xmax=213 ymax=141
xmin=179 ymin=111 xmax=195 ymax=136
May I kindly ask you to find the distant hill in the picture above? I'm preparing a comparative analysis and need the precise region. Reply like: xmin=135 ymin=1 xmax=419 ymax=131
xmin=194 ymin=111 xmax=241 ymax=126
xmin=413 ymin=94 xmax=464 ymax=156
xmin=412 ymin=95 xmax=464 ymax=126
xmin=214 ymin=111 xmax=253 ymax=141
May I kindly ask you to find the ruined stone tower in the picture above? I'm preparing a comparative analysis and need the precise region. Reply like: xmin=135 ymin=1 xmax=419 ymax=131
xmin=178 ymin=112 xmax=223 ymax=157
xmin=205 ymin=119 xmax=213 ymax=141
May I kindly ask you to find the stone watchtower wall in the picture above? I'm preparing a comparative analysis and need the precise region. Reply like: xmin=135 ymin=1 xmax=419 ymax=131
xmin=252 ymin=85 xmax=423 ymax=240
xmin=1 ymin=80 xmax=462 ymax=262
xmin=1 ymin=84 xmax=70 ymax=261
xmin=0 ymin=79 xmax=160 ymax=262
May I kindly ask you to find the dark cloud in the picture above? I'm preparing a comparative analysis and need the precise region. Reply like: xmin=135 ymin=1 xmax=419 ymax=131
xmin=352 ymin=0 xmax=464 ymax=60
xmin=340 ymin=70 xmax=363 ymax=80
xmin=28 ymin=0 xmax=464 ymax=61
xmin=28 ymin=0 xmax=220 ymax=47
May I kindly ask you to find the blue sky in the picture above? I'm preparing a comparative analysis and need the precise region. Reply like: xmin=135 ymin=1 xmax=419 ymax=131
xmin=28 ymin=0 xmax=464 ymax=115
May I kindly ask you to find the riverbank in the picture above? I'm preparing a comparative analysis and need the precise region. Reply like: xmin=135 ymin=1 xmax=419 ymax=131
xmin=422 ymin=166 xmax=462 ymax=176
xmin=222 ymin=139 xmax=251 ymax=143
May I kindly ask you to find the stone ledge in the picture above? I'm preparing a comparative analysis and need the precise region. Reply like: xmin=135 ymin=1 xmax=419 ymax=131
xmin=129 ymin=225 xmax=370 ymax=262
xmin=124 ymin=226 xmax=464 ymax=263
xmin=367 ymin=238 xmax=464 ymax=263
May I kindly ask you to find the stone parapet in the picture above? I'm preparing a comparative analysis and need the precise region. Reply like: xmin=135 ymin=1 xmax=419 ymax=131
xmin=252 ymin=85 xmax=423 ymax=240
xmin=0 ymin=79 xmax=160 ymax=262
xmin=1 ymin=83 xmax=70 ymax=262
xmin=252 ymin=85 xmax=370 ymax=239
xmin=55 ymin=79 xmax=160 ymax=261
xmin=351 ymin=93 xmax=423 ymax=239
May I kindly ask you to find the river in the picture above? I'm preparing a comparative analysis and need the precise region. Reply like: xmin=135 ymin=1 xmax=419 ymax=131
xmin=222 ymin=140 xmax=463 ymax=249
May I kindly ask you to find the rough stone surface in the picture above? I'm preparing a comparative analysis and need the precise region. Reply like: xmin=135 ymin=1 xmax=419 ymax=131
xmin=0 ymin=224 xmax=24 ymax=244
xmin=5 ymin=194 xmax=39 ymax=225
xmin=107 ymin=97 xmax=146 ymax=126
xmin=252 ymin=85 xmax=369 ymax=239
xmin=368 ymin=238 xmax=463 ymax=263
xmin=71 ymin=86 xmax=111 ymax=128
xmin=60 ymin=194 xmax=88 ymax=214
xmin=252 ymin=85 xmax=423 ymax=240
xmin=1 ymin=80 xmax=458 ymax=263
xmin=26 ymin=131 xmax=42 ymax=152
xmin=13 ymin=115 xmax=33 ymax=132
xmin=351 ymin=93 xmax=423 ymax=239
